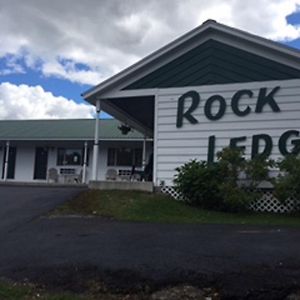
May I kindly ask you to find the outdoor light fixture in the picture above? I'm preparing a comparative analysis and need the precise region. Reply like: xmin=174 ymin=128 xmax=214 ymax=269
xmin=118 ymin=124 xmax=132 ymax=135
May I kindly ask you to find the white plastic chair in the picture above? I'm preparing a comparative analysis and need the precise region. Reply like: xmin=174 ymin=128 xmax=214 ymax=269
xmin=106 ymin=169 xmax=118 ymax=180
xmin=48 ymin=168 xmax=58 ymax=183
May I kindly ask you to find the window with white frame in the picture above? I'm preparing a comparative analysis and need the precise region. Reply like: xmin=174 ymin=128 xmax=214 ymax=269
xmin=107 ymin=147 xmax=142 ymax=167
xmin=57 ymin=148 xmax=84 ymax=166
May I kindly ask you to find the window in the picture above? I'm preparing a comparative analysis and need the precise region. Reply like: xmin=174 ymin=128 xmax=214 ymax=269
xmin=107 ymin=147 xmax=142 ymax=167
xmin=107 ymin=148 xmax=116 ymax=166
xmin=116 ymin=148 xmax=133 ymax=166
xmin=57 ymin=148 xmax=83 ymax=166
xmin=134 ymin=148 xmax=142 ymax=166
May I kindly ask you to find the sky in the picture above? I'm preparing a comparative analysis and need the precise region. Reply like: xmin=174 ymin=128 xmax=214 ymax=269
xmin=0 ymin=0 xmax=299 ymax=120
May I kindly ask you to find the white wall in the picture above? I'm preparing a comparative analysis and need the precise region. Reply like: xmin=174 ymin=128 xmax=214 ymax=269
xmin=154 ymin=79 xmax=300 ymax=186
xmin=0 ymin=144 xmax=36 ymax=182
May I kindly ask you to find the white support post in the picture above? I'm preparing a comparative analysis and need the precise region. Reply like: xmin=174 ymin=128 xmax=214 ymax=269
xmin=3 ymin=141 xmax=10 ymax=181
xmin=82 ymin=141 xmax=88 ymax=183
xmin=153 ymin=92 xmax=158 ymax=185
xmin=142 ymin=136 xmax=147 ymax=171
xmin=92 ymin=99 xmax=101 ymax=181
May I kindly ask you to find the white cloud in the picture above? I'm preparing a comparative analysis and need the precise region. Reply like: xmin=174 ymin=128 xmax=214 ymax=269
xmin=0 ymin=54 xmax=26 ymax=75
xmin=41 ymin=61 xmax=105 ymax=85
xmin=0 ymin=82 xmax=94 ymax=119
xmin=0 ymin=0 xmax=299 ymax=85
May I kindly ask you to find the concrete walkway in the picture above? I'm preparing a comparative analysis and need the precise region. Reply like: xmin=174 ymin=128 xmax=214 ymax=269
xmin=0 ymin=186 xmax=300 ymax=298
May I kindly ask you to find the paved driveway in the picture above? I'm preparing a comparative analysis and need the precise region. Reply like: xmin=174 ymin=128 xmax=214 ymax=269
xmin=0 ymin=185 xmax=84 ymax=234
xmin=0 ymin=185 xmax=300 ymax=298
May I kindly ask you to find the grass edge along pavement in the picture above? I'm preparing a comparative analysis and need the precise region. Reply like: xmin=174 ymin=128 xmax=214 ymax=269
xmin=53 ymin=190 xmax=300 ymax=226
xmin=0 ymin=279 xmax=82 ymax=300
xmin=0 ymin=279 xmax=220 ymax=300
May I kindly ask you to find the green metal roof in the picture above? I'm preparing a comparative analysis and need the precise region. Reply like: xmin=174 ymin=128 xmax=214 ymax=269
xmin=0 ymin=119 xmax=144 ymax=141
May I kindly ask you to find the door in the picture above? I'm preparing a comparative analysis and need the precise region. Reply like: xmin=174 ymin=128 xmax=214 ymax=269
xmin=33 ymin=147 xmax=48 ymax=180
xmin=1 ymin=147 xmax=17 ymax=179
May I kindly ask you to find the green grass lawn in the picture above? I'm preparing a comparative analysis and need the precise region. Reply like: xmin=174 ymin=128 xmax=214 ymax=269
xmin=0 ymin=280 xmax=215 ymax=300
xmin=0 ymin=280 xmax=82 ymax=300
xmin=0 ymin=280 xmax=150 ymax=300
xmin=53 ymin=190 xmax=300 ymax=226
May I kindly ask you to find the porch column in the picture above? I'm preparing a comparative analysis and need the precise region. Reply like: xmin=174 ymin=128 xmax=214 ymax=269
xmin=82 ymin=141 xmax=88 ymax=183
xmin=92 ymin=99 xmax=101 ymax=181
xmin=3 ymin=141 xmax=10 ymax=181
xmin=142 ymin=136 xmax=147 ymax=171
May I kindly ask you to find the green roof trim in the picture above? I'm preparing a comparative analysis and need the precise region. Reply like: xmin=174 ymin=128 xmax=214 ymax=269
xmin=0 ymin=119 xmax=144 ymax=141
xmin=124 ymin=40 xmax=300 ymax=89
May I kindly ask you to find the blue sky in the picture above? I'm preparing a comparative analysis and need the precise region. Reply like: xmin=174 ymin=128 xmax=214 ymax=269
xmin=0 ymin=1 xmax=299 ymax=119
xmin=0 ymin=61 xmax=90 ymax=103
xmin=285 ymin=11 xmax=300 ymax=49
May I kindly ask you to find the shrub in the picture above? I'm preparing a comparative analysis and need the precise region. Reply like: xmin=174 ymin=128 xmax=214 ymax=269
xmin=244 ymin=156 xmax=274 ymax=189
xmin=174 ymin=148 xmax=273 ymax=212
xmin=174 ymin=160 xmax=224 ymax=210
xmin=274 ymin=155 xmax=300 ymax=203
xmin=217 ymin=147 xmax=252 ymax=212
xmin=219 ymin=182 xmax=253 ymax=212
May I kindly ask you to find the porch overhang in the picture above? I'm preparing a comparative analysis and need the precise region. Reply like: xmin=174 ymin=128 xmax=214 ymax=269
xmin=86 ymin=94 xmax=155 ymax=138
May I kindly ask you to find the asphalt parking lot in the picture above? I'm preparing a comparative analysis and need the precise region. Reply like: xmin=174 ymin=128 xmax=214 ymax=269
xmin=0 ymin=185 xmax=84 ymax=234
xmin=1 ymin=185 xmax=300 ymax=299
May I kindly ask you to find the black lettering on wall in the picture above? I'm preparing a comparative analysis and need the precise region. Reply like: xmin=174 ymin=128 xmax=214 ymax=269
xmin=204 ymin=95 xmax=226 ymax=120
xmin=279 ymin=130 xmax=300 ymax=155
xmin=255 ymin=86 xmax=281 ymax=113
xmin=207 ymin=135 xmax=216 ymax=163
xmin=251 ymin=134 xmax=273 ymax=159
xmin=176 ymin=91 xmax=200 ymax=128
xmin=229 ymin=136 xmax=247 ymax=152
xmin=231 ymin=89 xmax=253 ymax=117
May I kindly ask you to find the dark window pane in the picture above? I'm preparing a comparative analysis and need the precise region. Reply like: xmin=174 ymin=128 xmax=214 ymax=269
xmin=57 ymin=148 xmax=64 ymax=165
xmin=66 ymin=149 xmax=81 ymax=165
xmin=57 ymin=148 xmax=82 ymax=166
xmin=107 ymin=148 xmax=116 ymax=166
xmin=116 ymin=148 xmax=133 ymax=166
xmin=134 ymin=148 xmax=142 ymax=167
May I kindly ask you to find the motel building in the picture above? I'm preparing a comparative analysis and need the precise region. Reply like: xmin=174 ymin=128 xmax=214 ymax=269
xmin=1 ymin=20 xmax=300 ymax=210
xmin=0 ymin=119 xmax=153 ymax=185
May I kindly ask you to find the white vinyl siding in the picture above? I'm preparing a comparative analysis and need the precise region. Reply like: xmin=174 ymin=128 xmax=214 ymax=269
xmin=154 ymin=79 xmax=300 ymax=186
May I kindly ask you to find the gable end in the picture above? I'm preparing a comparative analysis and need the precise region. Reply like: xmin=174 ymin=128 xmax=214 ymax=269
xmin=123 ymin=40 xmax=300 ymax=90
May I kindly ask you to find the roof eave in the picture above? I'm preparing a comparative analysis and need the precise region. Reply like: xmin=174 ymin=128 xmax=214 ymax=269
xmin=82 ymin=20 xmax=215 ymax=100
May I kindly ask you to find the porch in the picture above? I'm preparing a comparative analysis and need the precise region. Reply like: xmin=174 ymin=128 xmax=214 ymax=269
xmin=0 ymin=119 xmax=153 ymax=185
xmin=0 ymin=139 xmax=152 ymax=184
